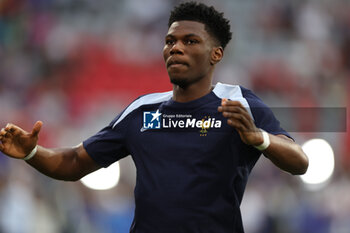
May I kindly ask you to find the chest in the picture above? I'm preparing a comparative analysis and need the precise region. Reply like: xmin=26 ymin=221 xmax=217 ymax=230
xmin=126 ymin=106 xmax=243 ymax=165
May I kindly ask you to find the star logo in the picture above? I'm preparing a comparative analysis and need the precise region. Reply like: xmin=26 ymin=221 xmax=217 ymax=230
xmin=142 ymin=110 xmax=162 ymax=131
xmin=150 ymin=109 xmax=161 ymax=122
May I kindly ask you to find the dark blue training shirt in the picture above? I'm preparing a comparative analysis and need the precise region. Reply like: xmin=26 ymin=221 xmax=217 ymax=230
xmin=83 ymin=82 xmax=289 ymax=233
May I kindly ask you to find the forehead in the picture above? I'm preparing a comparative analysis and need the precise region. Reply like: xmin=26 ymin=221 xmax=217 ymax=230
xmin=167 ymin=20 xmax=209 ymax=38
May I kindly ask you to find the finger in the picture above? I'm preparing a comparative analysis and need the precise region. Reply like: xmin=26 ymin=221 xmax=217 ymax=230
xmin=220 ymin=106 xmax=245 ymax=114
xmin=5 ymin=123 xmax=14 ymax=132
xmin=227 ymin=119 xmax=246 ymax=132
xmin=223 ymin=112 xmax=250 ymax=122
xmin=222 ymin=107 xmax=252 ymax=123
xmin=219 ymin=105 xmax=246 ymax=114
xmin=219 ymin=104 xmax=248 ymax=113
xmin=223 ymin=100 xmax=244 ymax=107
xmin=0 ymin=128 xmax=6 ymax=137
xmin=225 ymin=113 xmax=252 ymax=130
xmin=1 ymin=129 xmax=12 ymax=139
xmin=219 ymin=99 xmax=245 ymax=111
xmin=219 ymin=98 xmax=228 ymax=112
xmin=31 ymin=121 xmax=43 ymax=137
xmin=5 ymin=123 xmax=25 ymax=137
xmin=0 ymin=136 xmax=10 ymax=146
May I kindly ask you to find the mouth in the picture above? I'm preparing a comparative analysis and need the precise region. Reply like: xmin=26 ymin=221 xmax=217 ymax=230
xmin=167 ymin=59 xmax=189 ymax=68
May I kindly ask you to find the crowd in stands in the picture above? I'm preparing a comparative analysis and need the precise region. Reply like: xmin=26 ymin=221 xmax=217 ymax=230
xmin=0 ymin=0 xmax=349 ymax=232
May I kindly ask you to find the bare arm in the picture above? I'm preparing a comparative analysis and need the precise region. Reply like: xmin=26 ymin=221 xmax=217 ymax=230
xmin=218 ymin=99 xmax=308 ymax=175
xmin=0 ymin=121 xmax=100 ymax=181
xmin=260 ymin=134 xmax=308 ymax=175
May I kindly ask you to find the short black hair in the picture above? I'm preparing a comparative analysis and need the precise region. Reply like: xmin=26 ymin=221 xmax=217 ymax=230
xmin=168 ymin=1 xmax=232 ymax=49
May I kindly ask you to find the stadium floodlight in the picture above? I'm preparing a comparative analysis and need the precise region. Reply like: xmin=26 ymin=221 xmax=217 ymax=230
xmin=80 ymin=162 xmax=120 ymax=190
xmin=300 ymin=138 xmax=335 ymax=189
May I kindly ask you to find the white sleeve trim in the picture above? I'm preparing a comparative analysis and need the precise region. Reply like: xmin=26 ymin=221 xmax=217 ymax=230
xmin=213 ymin=82 xmax=254 ymax=121
xmin=112 ymin=91 xmax=173 ymax=128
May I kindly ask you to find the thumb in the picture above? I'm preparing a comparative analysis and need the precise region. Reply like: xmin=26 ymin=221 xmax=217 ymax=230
xmin=31 ymin=121 xmax=43 ymax=138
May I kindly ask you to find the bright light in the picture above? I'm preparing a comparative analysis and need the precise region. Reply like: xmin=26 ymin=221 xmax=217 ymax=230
xmin=80 ymin=162 xmax=120 ymax=190
xmin=300 ymin=138 xmax=334 ymax=187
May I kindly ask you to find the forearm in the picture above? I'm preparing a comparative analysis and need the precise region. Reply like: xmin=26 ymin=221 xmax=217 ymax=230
xmin=218 ymin=100 xmax=308 ymax=175
xmin=1 ymin=122 xmax=100 ymax=180
xmin=26 ymin=144 xmax=98 ymax=181
xmin=262 ymin=134 xmax=308 ymax=175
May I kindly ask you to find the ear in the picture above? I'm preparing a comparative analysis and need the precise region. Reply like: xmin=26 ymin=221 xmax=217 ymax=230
xmin=210 ymin=47 xmax=224 ymax=65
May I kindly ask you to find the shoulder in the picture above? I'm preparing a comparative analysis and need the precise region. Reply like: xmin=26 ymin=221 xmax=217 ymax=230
xmin=213 ymin=83 xmax=268 ymax=120
xmin=213 ymin=83 xmax=289 ymax=136
xmin=112 ymin=90 xmax=173 ymax=128
xmin=132 ymin=91 xmax=173 ymax=107
xmin=235 ymin=86 xmax=274 ymax=122
xmin=238 ymin=86 xmax=268 ymax=108
xmin=213 ymin=83 xmax=263 ymax=104
xmin=212 ymin=82 xmax=242 ymax=100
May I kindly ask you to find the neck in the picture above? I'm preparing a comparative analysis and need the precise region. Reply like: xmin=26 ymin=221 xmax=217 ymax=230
xmin=172 ymin=76 xmax=213 ymax=103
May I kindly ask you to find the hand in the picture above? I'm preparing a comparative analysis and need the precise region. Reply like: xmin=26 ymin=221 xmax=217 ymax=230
xmin=218 ymin=99 xmax=263 ymax=146
xmin=0 ymin=121 xmax=43 ymax=159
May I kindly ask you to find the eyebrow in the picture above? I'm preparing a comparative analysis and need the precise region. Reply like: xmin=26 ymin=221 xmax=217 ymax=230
xmin=165 ymin=33 xmax=201 ymax=39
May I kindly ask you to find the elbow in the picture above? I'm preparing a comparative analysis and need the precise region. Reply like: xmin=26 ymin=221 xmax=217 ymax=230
xmin=300 ymin=158 xmax=309 ymax=175
xmin=290 ymin=147 xmax=309 ymax=175
xmin=50 ymin=172 xmax=83 ymax=182
xmin=290 ymin=164 xmax=308 ymax=175
xmin=61 ymin=176 xmax=81 ymax=182
xmin=60 ymin=173 xmax=85 ymax=182
xmin=50 ymin=175 xmax=79 ymax=182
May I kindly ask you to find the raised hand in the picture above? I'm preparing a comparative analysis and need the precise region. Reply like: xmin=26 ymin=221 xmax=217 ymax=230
xmin=0 ymin=121 xmax=42 ymax=159
xmin=218 ymin=99 xmax=263 ymax=146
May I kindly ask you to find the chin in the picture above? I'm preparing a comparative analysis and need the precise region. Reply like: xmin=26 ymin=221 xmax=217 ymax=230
xmin=170 ymin=76 xmax=190 ymax=88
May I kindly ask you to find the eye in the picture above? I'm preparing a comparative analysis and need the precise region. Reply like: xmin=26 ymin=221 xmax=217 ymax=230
xmin=185 ymin=39 xmax=199 ymax=45
xmin=165 ymin=39 xmax=175 ymax=45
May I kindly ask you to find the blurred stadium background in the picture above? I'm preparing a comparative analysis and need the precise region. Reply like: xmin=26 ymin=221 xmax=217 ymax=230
xmin=0 ymin=0 xmax=349 ymax=232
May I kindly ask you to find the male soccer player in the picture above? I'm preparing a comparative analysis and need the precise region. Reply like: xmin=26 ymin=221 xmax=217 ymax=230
xmin=0 ymin=2 xmax=308 ymax=233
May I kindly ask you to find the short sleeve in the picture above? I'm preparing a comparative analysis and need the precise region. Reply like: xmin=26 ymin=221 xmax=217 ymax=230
xmin=83 ymin=113 xmax=130 ymax=168
xmin=241 ymin=87 xmax=292 ymax=139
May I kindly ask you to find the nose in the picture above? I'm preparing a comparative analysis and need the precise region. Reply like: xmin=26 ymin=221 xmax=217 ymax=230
xmin=169 ymin=41 xmax=184 ymax=55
